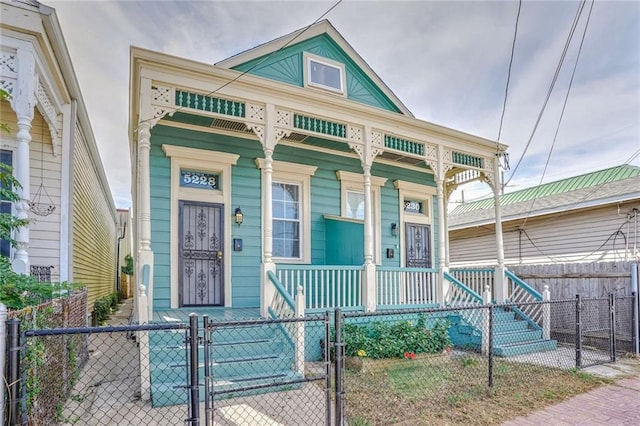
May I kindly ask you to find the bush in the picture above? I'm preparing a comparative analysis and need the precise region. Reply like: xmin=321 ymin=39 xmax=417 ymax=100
xmin=0 ymin=257 xmax=80 ymax=309
xmin=343 ymin=315 xmax=451 ymax=359
xmin=92 ymin=292 xmax=121 ymax=325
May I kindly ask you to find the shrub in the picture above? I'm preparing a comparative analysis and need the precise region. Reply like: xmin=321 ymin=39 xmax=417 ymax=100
xmin=0 ymin=257 xmax=80 ymax=309
xmin=343 ymin=315 xmax=451 ymax=359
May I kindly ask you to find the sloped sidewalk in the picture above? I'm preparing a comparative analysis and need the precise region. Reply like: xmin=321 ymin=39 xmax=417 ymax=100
xmin=503 ymin=359 xmax=640 ymax=425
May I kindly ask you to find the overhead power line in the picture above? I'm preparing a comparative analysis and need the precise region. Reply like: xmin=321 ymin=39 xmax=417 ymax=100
xmin=505 ymin=0 xmax=588 ymax=187
xmin=139 ymin=0 xmax=343 ymax=127
xmin=496 ymin=0 xmax=522 ymax=147
xmin=521 ymin=0 xmax=595 ymax=228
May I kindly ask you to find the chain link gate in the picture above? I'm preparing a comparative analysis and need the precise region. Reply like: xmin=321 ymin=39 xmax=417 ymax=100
xmin=201 ymin=313 xmax=332 ymax=426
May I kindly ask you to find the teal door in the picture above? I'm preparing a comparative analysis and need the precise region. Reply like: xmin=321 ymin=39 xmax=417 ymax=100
xmin=178 ymin=201 xmax=224 ymax=306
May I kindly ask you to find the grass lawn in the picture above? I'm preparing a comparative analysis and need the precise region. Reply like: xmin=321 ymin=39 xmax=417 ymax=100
xmin=344 ymin=352 xmax=611 ymax=425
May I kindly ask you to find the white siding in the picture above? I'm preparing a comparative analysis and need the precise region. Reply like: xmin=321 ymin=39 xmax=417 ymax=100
xmin=450 ymin=201 xmax=640 ymax=266
xmin=28 ymin=112 xmax=63 ymax=281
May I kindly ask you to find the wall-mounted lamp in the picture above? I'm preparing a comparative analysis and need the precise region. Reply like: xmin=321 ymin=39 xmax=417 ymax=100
xmin=391 ymin=222 xmax=398 ymax=237
xmin=234 ymin=207 xmax=244 ymax=226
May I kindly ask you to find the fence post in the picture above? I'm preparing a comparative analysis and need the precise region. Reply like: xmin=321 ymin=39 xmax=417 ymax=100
xmin=7 ymin=318 xmax=21 ymax=425
xmin=542 ymin=285 xmax=551 ymax=340
xmin=632 ymin=262 xmax=639 ymax=354
xmin=482 ymin=285 xmax=491 ymax=355
xmin=295 ymin=285 xmax=305 ymax=375
xmin=609 ymin=293 xmax=617 ymax=362
xmin=575 ymin=294 xmax=582 ymax=368
xmin=334 ymin=308 xmax=344 ymax=426
xmin=488 ymin=304 xmax=494 ymax=388
xmin=137 ymin=284 xmax=151 ymax=401
xmin=324 ymin=310 xmax=332 ymax=426
xmin=0 ymin=304 xmax=6 ymax=426
xmin=202 ymin=315 xmax=211 ymax=426
xmin=188 ymin=313 xmax=200 ymax=425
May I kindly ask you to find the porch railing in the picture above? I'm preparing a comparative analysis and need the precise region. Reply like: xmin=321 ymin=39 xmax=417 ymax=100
xmin=505 ymin=270 xmax=544 ymax=330
xmin=449 ymin=268 xmax=494 ymax=298
xmin=266 ymin=271 xmax=305 ymax=374
xmin=377 ymin=267 xmax=438 ymax=306
xmin=444 ymin=271 xmax=484 ymax=330
xmin=275 ymin=265 xmax=363 ymax=310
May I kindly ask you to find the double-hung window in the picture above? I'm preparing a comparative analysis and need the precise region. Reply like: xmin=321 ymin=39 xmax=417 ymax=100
xmin=272 ymin=182 xmax=301 ymax=258
xmin=256 ymin=159 xmax=317 ymax=263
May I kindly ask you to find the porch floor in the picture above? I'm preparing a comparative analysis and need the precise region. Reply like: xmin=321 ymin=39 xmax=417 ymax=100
xmin=152 ymin=307 xmax=262 ymax=323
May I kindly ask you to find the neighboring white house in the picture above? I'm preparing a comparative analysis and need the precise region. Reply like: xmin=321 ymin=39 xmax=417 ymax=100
xmin=1 ymin=0 xmax=118 ymax=307
xmin=448 ymin=165 xmax=640 ymax=266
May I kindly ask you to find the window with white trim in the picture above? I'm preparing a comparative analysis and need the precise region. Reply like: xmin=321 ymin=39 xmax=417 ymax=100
xmin=336 ymin=171 xmax=387 ymax=264
xmin=273 ymin=182 xmax=301 ymax=258
xmin=345 ymin=190 xmax=364 ymax=220
xmin=256 ymin=159 xmax=317 ymax=263
xmin=304 ymin=52 xmax=346 ymax=95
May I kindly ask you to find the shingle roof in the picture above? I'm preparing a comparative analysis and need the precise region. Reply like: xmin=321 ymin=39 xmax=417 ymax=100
xmin=448 ymin=165 xmax=640 ymax=227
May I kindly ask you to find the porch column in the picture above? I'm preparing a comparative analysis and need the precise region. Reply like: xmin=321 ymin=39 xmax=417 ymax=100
xmin=247 ymin=104 xmax=290 ymax=317
xmin=435 ymin=176 xmax=448 ymax=303
xmin=492 ymin=155 xmax=507 ymax=302
xmin=12 ymin=114 xmax=32 ymax=274
xmin=9 ymin=47 xmax=36 ymax=274
xmin=430 ymin=145 xmax=450 ymax=305
xmin=261 ymin=147 xmax=276 ymax=317
xmin=348 ymin=127 xmax=383 ymax=312
xmin=137 ymin=120 xmax=154 ymax=318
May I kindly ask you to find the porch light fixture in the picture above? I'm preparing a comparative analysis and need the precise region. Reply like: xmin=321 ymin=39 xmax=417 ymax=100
xmin=391 ymin=223 xmax=398 ymax=237
xmin=234 ymin=207 xmax=244 ymax=226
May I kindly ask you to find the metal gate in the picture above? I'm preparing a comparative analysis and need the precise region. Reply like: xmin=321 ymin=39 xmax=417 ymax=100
xmin=179 ymin=201 xmax=224 ymax=306
xmin=202 ymin=314 xmax=332 ymax=426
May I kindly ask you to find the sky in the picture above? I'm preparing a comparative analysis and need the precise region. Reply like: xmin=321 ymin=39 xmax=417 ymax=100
xmin=44 ymin=0 xmax=640 ymax=209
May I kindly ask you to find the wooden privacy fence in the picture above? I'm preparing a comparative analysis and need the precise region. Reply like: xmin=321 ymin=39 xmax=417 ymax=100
xmin=508 ymin=261 xmax=637 ymax=299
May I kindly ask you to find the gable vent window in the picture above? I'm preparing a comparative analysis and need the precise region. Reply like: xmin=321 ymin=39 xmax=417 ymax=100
xmin=304 ymin=52 xmax=345 ymax=95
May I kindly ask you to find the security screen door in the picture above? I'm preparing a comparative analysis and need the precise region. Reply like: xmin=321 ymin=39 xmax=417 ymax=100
xmin=179 ymin=201 xmax=224 ymax=306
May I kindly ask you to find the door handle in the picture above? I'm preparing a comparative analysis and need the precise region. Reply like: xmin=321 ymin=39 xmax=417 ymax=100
xmin=217 ymin=251 xmax=223 ymax=260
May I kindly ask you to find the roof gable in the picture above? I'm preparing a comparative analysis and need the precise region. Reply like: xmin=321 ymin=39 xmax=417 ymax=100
xmin=449 ymin=165 xmax=640 ymax=224
xmin=216 ymin=20 xmax=411 ymax=116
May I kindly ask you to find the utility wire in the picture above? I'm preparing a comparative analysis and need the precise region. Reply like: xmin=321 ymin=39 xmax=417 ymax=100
xmin=519 ymin=213 xmax=632 ymax=264
xmin=505 ymin=0 xmax=587 ymax=187
xmin=139 ymin=0 xmax=343 ymax=126
xmin=496 ymin=0 xmax=522 ymax=147
xmin=521 ymin=0 xmax=595 ymax=229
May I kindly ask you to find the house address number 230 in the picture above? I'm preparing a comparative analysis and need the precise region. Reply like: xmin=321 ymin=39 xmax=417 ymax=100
xmin=180 ymin=170 xmax=219 ymax=190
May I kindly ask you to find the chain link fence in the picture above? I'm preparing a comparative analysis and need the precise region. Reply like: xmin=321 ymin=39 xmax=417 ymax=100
xmin=3 ymin=292 xmax=638 ymax=425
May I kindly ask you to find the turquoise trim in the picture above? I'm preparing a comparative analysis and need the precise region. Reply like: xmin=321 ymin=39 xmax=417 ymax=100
xmin=293 ymin=113 xmax=346 ymax=138
xmin=443 ymin=272 xmax=483 ymax=302
xmin=452 ymin=151 xmax=484 ymax=168
xmin=278 ymin=264 xmax=364 ymax=271
xmin=505 ymin=270 xmax=542 ymax=301
xmin=175 ymin=90 xmax=245 ymax=118
xmin=384 ymin=135 xmax=424 ymax=156
xmin=231 ymin=34 xmax=403 ymax=113
xmin=377 ymin=266 xmax=438 ymax=273
xmin=267 ymin=271 xmax=295 ymax=309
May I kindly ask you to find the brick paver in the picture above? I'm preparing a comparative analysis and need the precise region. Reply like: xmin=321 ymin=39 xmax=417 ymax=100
xmin=503 ymin=376 xmax=640 ymax=425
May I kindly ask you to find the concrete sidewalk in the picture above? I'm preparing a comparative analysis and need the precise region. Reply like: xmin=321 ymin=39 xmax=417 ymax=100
xmin=503 ymin=360 xmax=640 ymax=425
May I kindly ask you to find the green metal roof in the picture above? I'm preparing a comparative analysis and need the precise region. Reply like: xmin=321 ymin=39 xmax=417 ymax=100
xmin=451 ymin=165 xmax=640 ymax=215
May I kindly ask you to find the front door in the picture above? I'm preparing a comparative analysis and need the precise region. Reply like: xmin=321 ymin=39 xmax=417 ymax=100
xmin=179 ymin=201 xmax=224 ymax=306
xmin=405 ymin=223 xmax=431 ymax=268
xmin=404 ymin=223 xmax=432 ymax=303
